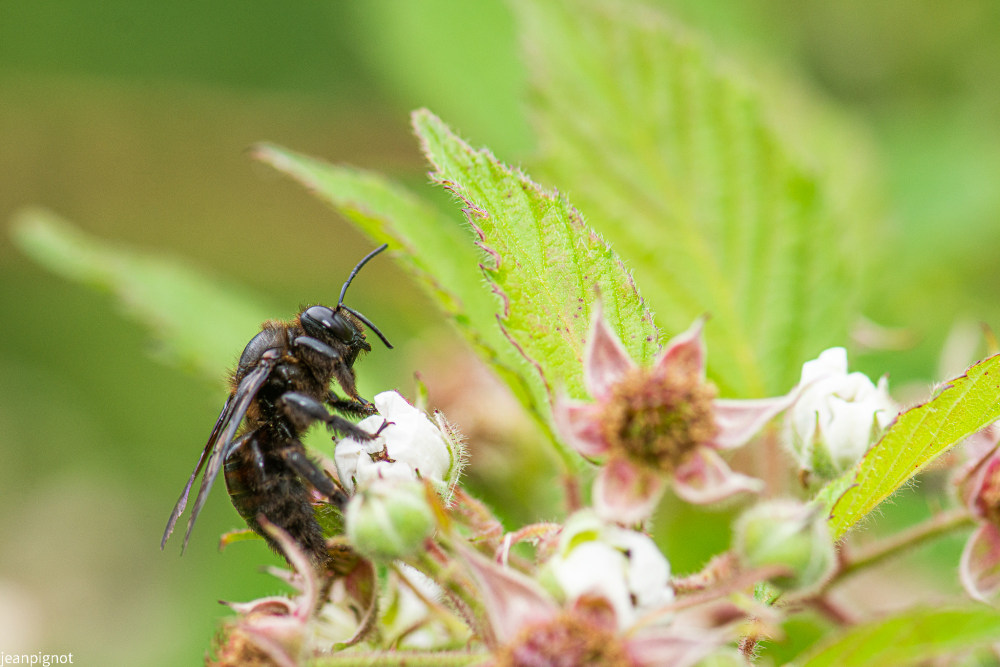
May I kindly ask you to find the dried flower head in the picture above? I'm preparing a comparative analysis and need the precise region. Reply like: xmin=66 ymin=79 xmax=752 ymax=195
xmin=555 ymin=306 xmax=795 ymax=522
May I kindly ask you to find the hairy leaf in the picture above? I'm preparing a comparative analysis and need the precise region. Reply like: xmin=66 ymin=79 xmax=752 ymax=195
xmin=821 ymin=354 xmax=1000 ymax=538
xmin=516 ymin=0 xmax=879 ymax=397
xmin=412 ymin=109 xmax=659 ymax=405
xmin=11 ymin=208 xmax=270 ymax=382
xmin=793 ymin=607 xmax=1000 ymax=667
xmin=253 ymin=143 xmax=554 ymax=439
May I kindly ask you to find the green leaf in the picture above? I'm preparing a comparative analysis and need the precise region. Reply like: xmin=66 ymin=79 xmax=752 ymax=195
xmin=252 ymin=143 xmax=555 ymax=441
xmin=412 ymin=109 xmax=660 ymax=405
xmin=515 ymin=0 xmax=879 ymax=397
xmin=218 ymin=528 xmax=262 ymax=550
xmin=820 ymin=354 xmax=1000 ymax=539
xmin=791 ymin=607 xmax=1000 ymax=667
xmin=10 ymin=208 xmax=271 ymax=382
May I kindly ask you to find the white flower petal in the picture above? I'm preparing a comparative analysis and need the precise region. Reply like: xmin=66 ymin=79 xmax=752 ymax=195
xmin=335 ymin=391 xmax=458 ymax=494
xmin=548 ymin=511 xmax=674 ymax=630
xmin=551 ymin=541 xmax=634 ymax=626
xmin=784 ymin=348 xmax=897 ymax=479
xmin=611 ymin=530 xmax=673 ymax=610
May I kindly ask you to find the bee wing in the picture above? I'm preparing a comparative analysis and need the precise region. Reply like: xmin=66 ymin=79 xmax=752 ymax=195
xmin=162 ymin=348 xmax=280 ymax=552
xmin=160 ymin=393 xmax=236 ymax=550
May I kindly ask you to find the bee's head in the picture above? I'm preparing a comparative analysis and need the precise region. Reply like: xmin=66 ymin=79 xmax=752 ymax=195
xmin=300 ymin=304 xmax=371 ymax=352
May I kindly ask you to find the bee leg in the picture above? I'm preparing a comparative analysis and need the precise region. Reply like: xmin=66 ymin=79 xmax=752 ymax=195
xmin=282 ymin=444 xmax=349 ymax=509
xmin=278 ymin=391 xmax=375 ymax=441
xmin=326 ymin=390 xmax=376 ymax=418
xmin=292 ymin=335 xmax=367 ymax=405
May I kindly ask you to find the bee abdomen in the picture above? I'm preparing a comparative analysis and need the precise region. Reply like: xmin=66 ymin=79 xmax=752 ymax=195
xmin=224 ymin=436 xmax=330 ymax=566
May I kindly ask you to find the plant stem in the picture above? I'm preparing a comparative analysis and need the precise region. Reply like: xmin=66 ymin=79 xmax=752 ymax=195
xmin=563 ymin=472 xmax=582 ymax=513
xmin=630 ymin=563 xmax=790 ymax=632
xmin=836 ymin=508 xmax=975 ymax=582
xmin=784 ymin=507 xmax=975 ymax=611
xmin=806 ymin=595 xmax=855 ymax=625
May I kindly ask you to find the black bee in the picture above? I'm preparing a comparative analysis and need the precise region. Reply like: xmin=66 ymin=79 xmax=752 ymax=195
xmin=161 ymin=244 xmax=393 ymax=568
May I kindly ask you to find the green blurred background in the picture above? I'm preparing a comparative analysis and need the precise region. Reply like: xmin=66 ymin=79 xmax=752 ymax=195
xmin=2 ymin=1 xmax=1000 ymax=663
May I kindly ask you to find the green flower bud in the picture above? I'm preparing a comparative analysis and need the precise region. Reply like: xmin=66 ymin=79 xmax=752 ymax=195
xmin=345 ymin=479 xmax=435 ymax=562
xmin=734 ymin=500 xmax=835 ymax=593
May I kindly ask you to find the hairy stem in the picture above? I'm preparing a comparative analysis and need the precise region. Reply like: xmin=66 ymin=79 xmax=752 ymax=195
xmin=631 ymin=562 xmax=790 ymax=632
xmin=785 ymin=507 xmax=975 ymax=611
xmin=836 ymin=508 xmax=975 ymax=582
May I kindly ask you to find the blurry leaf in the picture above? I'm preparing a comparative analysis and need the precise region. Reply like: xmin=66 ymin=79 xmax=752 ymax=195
xmin=792 ymin=607 xmax=1000 ymax=667
xmin=515 ymin=0 xmax=876 ymax=397
xmin=344 ymin=0 xmax=530 ymax=158
xmin=412 ymin=109 xmax=659 ymax=406
xmin=10 ymin=208 xmax=271 ymax=382
xmin=218 ymin=528 xmax=261 ymax=550
xmin=252 ymin=143 xmax=554 ymax=444
xmin=818 ymin=354 xmax=1000 ymax=539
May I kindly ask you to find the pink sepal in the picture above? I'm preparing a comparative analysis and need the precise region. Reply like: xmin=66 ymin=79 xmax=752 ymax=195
xmin=960 ymin=523 xmax=1000 ymax=604
xmin=654 ymin=317 xmax=707 ymax=379
xmin=625 ymin=632 xmax=721 ymax=667
xmin=453 ymin=540 xmax=559 ymax=646
xmin=593 ymin=457 xmax=666 ymax=524
xmin=672 ymin=448 xmax=763 ymax=505
xmin=583 ymin=304 xmax=635 ymax=401
xmin=553 ymin=398 xmax=611 ymax=458
xmin=712 ymin=395 xmax=795 ymax=450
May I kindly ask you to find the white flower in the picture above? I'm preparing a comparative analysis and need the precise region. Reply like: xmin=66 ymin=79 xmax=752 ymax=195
xmin=335 ymin=391 xmax=462 ymax=495
xmin=784 ymin=347 xmax=896 ymax=479
xmin=542 ymin=511 xmax=673 ymax=629
xmin=380 ymin=564 xmax=464 ymax=649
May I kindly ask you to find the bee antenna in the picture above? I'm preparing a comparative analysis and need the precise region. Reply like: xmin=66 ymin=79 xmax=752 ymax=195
xmin=340 ymin=304 xmax=393 ymax=349
xmin=339 ymin=243 xmax=388 ymax=307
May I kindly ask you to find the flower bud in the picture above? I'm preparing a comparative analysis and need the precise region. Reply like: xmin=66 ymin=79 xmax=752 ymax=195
xmin=785 ymin=347 xmax=895 ymax=480
xmin=734 ymin=500 xmax=835 ymax=593
xmin=345 ymin=479 xmax=435 ymax=562
xmin=335 ymin=391 xmax=464 ymax=495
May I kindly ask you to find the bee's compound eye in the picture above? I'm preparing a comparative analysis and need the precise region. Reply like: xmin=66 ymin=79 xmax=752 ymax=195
xmin=301 ymin=305 xmax=355 ymax=343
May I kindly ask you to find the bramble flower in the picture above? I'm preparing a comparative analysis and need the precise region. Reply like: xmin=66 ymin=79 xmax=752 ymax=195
xmin=554 ymin=306 xmax=794 ymax=522
xmin=455 ymin=539 xmax=748 ymax=667
xmin=335 ymin=390 xmax=464 ymax=496
xmin=380 ymin=564 xmax=468 ymax=649
xmin=955 ymin=424 xmax=1000 ymax=603
xmin=540 ymin=510 xmax=673 ymax=628
xmin=209 ymin=521 xmax=321 ymax=667
xmin=784 ymin=347 xmax=896 ymax=480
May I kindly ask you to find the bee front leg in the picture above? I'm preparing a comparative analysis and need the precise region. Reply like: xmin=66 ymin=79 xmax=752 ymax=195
xmin=326 ymin=390 xmax=376 ymax=418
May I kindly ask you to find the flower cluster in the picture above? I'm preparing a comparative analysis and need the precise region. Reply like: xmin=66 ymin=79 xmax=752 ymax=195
xmin=204 ymin=308 xmax=1000 ymax=667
